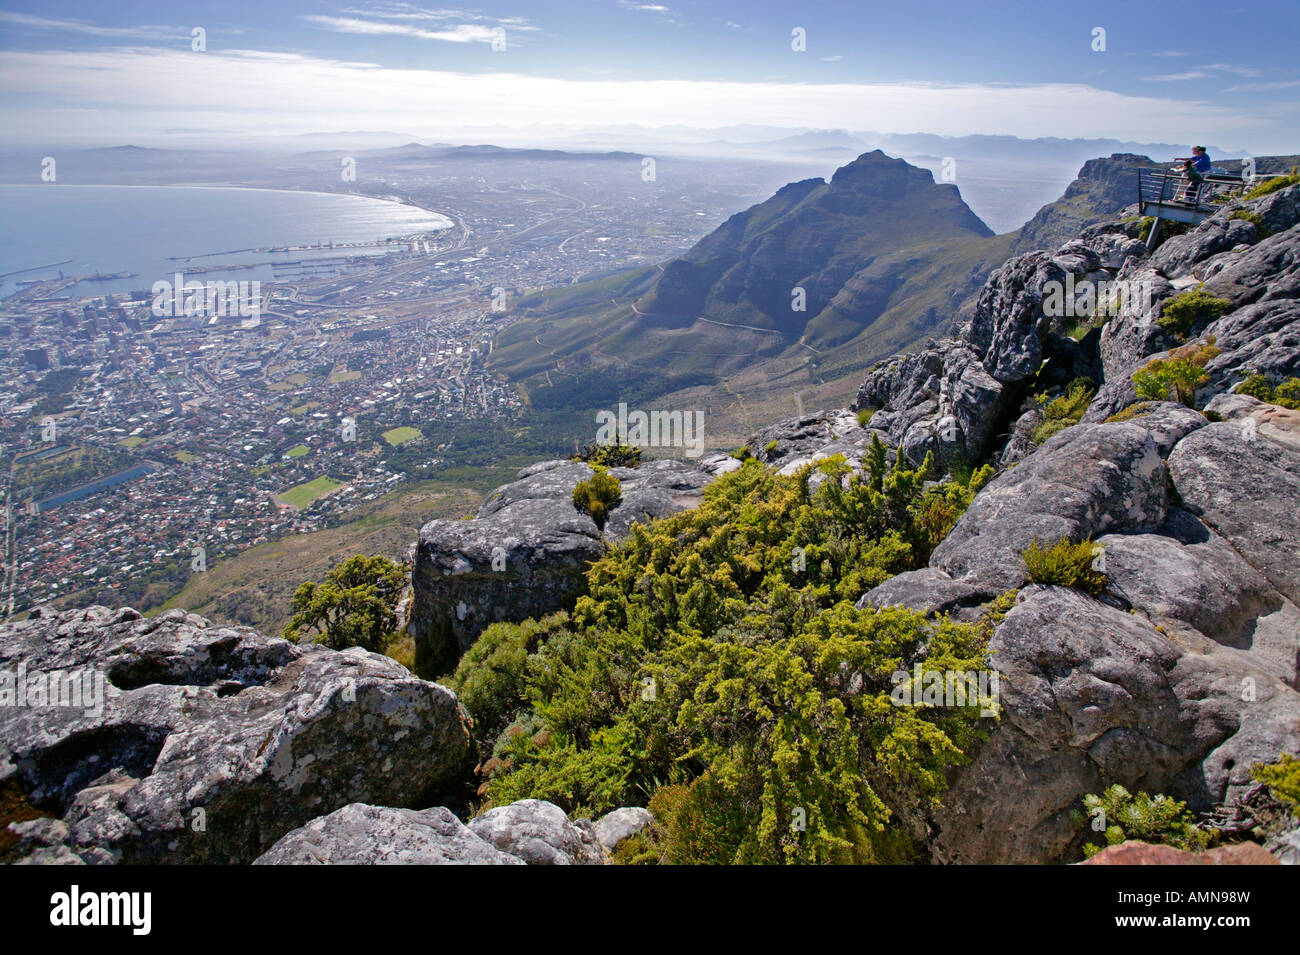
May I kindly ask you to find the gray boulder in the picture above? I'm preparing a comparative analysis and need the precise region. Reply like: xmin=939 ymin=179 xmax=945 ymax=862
xmin=1168 ymin=420 xmax=1300 ymax=606
xmin=253 ymin=803 xmax=523 ymax=865
xmin=408 ymin=457 xmax=713 ymax=674
xmin=0 ymin=606 xmax=471 ymax=865
xmin=854 ymin=341 xmax=1006 ymax=467
xmin=594 ymin=807 xmax=655 ymax=854
xmin=929 ymin=586 xmax=1300 ymax=864
xmin=468 ymin=798 xmax=603 ymax=865
xmin=1098 ymin=508 xmax=1299 ymax=686
xmin=930 ymin=414 xmax=1192 ymax=594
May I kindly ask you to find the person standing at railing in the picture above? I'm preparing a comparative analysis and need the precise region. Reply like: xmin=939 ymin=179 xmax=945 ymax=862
xmin=1173 ymin=146 xmax=1212 ymax=202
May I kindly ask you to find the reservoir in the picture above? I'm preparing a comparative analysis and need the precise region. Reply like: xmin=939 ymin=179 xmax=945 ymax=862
xmin=0 ymin=184 xmax=453 ymax=299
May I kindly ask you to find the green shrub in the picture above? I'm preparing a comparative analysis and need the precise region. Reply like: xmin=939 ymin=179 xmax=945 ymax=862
xmin=856 ymin=407 xmax=876 ymax=428
xmin=472 ymin=448 xmax=1001 ymax=863
xmin=1252 ymin=754 xmax=1300 ymax=811
xmin=1231 ymin=373 xmax=1300 ymax=410
xmin=1237 ymin=373 xmax=1275 ymax=401
xmin=283 ymin=554 xmax=407 ymax=653
xmin=573 ymin=466 xmax=622 ymax=534
xmin=574 ymin=443 xmax=642 ymax=468
xmin=1032 ymin=381 xmax=1095 ymax=446
xmin=1104 ymin=401 xmax=1155 ymax=423
xmin=1157 ymin=287 xmax=1233 ymax=338
xmin=1080 ymin=785 xmax=1212 ymax=858
xmin=730 ymin=446 xmax=752 ymax=461
xmin=1229 ymin=209 xmax=1270 ymax=238
xmin=1243 ymin=167 xmax=1299 ymax=200
xmin=1132 ymin=338 xmax=1220 ymax=407
xmin=447 ymin=613 xmax=571 ymax=757
xmin=764 ymin=439 xmax=781 ymax=456
xmin=1138 ymin=217 xmax=1188 ymax=244
xmin=1022 ymin=536 xmax=1106 ymax=596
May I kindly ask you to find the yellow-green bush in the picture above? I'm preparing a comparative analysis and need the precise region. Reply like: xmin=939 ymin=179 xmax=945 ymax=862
xmin=1104 ymin=401 xmax=1156 ymax=423
xmin=1132 ymin=339 xmax=1220 ymax=407
xmin=1080 ymin=785 xmax=1212 ymax=858
xmin=1157 ymin=287 xmax=1233 ymax=338
xmin=460 ymin=443 xmax=1002 ymax=863
xmin=1032 ymin=381 xmax=1095 ymax=446
xmin=1253 ymin=754 xmax=1300 ymax=810
xmin=1022 ymin=536 xmax=1106 ymax=596
xmin=1243 ymin=167 xmax=1299 ymax=200
xmin=1235 ymin=372 xmax=1300 ymax=410
xmin=573 ymin=466 xmax=622 ymax=533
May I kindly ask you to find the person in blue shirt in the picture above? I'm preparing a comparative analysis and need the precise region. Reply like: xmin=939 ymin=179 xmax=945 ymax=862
xmin=1175 ymin=146 xmax=1213 ymax=201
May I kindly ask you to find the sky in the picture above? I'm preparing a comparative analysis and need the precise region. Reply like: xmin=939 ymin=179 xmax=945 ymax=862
xmin=1 ymin=0 xmax=1298 ymax=153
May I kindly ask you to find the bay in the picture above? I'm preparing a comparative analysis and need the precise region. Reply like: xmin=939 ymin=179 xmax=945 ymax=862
xmin=0 ymin=184 xmax=452 ymax=299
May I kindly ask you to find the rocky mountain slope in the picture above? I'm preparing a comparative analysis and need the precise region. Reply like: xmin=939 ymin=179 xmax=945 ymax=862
xmin=5 ymin=174 xmax=1297 ymax=867
xmin=487 ymin=151 xmax=1291 ymax=451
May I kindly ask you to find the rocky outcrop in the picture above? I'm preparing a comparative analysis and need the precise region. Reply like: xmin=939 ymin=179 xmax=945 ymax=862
xmin=928 ymin=585 xmax=1300 ymax=865
xmin=853 ymin=229 xmax=1152 ymax=467
xmin=927 ymin=406 xmax=1195 ymax=594
xmin=253 ymin=803 xmax=524 ymax=865
xmin=1079 ymin=839 xmax=1279 ymax=866
xmin=594 ymin=806 xmax=655 ymax=854
xmin=862 ymin=401 xmax=1300 ymax=864
xmin=1167 ymin=420 xmax=1300 ymax=607
xmin=408 ymin=457 xmax=714 ymax=675
xmin=0 ymin=606 xmax=472 ymax=865
xmin=468 ymin=798 xmax=604 ymax=865
xmin=253 ymin=798 xmax=649 ymax=864
xmin=745 ymin=408 xmax=886 ymax=475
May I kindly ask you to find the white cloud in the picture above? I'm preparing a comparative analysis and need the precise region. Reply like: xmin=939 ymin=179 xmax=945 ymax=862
xmin=1142 ymin=71 xmax=1211 ymax=81
xmin=1227 ymin=79 xmax=1300 ymax=92
xmin=303 ymin=15 xmax=518 ymax=43
xmin=0 ymin=46 xmax=1283 ymax=151
xmin=0 ymin=11 xmax=186 ymax=40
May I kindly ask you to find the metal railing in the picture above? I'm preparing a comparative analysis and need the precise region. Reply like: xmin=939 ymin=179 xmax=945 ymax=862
xmin=1137 ymin=167 xmax=1243 ymax=214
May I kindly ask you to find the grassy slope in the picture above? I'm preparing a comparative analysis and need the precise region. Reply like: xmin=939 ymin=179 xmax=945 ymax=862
xmin=156 ymin=467 xmax=515 ymax=637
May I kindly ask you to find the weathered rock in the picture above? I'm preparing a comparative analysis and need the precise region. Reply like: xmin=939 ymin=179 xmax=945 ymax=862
xmin=1098 ymin=508 xmax=1299 ymax=686
xmin=1151 ymin=207 xmax=1260 ymax=276
xmin=1168 ymin=421 xmax=1300 ymax=605
xmin=929 ymin=417 xmax=1182 ymax=594
xmin=856 ymin=567 xmax=987 ymax=617
xmin=594 ymin=807 xmax=655 ymax=854
xmin=967 ymin=252 xmax=1066 ymax=383
xmin=997 ymin=407 xmax=1045 ymax=465
xmin=1203 ymin=391 xmax=1300 ymax=453
xmin=1095 ymin=265 xmax=1177 ymax=383
xmin=1201 ymin=299 xmax=1300 ymax=396
xmin=253 ymin=803 xmax=523 ymax=865
xmin=746 ymin=409 xmax=882 ymax=475
xmin=854 ymin=341 xmax=1007 ymax=467
xmin=1201 ymin=225 xmax=1300 ymax=308
xmin=408 ymin=458 xmax=713 ymax=674
xmin=0 ymin=606 xmax=471 ymax=865
xmin=929 ymin=586 xmax=1300 ymax=864
xmin=468 ymin=798 xmax=603 ymax=865
xmin=1079 ymin=839 xmax=1279 ymax=865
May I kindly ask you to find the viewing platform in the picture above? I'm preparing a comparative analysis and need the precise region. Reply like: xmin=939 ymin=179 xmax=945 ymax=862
xmin=1137 ymin=167 xmax=1249 ymax=251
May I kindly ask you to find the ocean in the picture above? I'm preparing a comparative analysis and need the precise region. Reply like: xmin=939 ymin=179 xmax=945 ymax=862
xmin=0 ymin=184 xmax=453 ymax=300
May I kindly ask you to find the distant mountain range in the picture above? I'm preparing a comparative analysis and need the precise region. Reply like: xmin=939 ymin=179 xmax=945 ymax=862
xmin=484 ymin=149 xmax=1218 ymax=437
